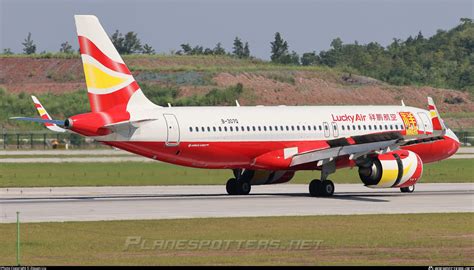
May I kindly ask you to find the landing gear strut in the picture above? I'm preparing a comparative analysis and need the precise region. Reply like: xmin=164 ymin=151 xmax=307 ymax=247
xmin=309 ymin=159 xmax=336 ymax=197
xmin=400 ymin=185 xmax=415 ymax=193
xmin=226 ymin=169 xmax=251 ymax=195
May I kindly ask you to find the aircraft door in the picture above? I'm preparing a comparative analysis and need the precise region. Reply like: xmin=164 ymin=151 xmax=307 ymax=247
xmin=163 ymin=114 xmax=180 ymax=146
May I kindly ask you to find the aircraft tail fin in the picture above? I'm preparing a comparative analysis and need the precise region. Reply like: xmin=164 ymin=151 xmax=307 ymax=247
xmin=74 ymin=15 xmax=156 ymax=115
xmin=427 ymin=97 xmax=445 ymax=131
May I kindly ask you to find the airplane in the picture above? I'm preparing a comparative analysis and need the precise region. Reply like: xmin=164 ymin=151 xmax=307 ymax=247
xmin=11 ymin=15 xmax=460 ymax=197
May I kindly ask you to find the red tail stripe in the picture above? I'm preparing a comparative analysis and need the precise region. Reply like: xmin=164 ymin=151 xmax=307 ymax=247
xmin=432 ymin=118 xmax=443 ymax=130
xmin=87 ymin=81 xmax=139 ymax=113
xmin=78 ymin=36 xmax=132 ymax=75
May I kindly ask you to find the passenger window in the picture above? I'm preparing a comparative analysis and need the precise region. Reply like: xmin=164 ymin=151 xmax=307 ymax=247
xmin=269 ymin=126 xmax=272 ymax=131
xmin=263 ymin=126 xmax=267 ymax=131
xmin=347 ymin=125 xmax=350 ymax=130
xmin=363 ymin=125 xmax=366 ymax=130
xmin=374 ymin=125 xmax=377 ymax=130
xmin=291 ymin=126 xmax=295 ymax=131
xmin=230 ymin=126 xmax=233 ymax=132
xmin=189 ymin=127 xmax=193 ymax=132
xmin=341 ymin=125 xmax=345 ymax=131
xmin=324 ymin=125 xmax=328 ymax=130
xmin=252 ymin=126 xmax=256 ymax=131
xmin=353 ymin=125 xmax=356 ymax=130
xmin=296 ymin=126 xmax=300 ymax=131
xmin=302 ymin=126 xmax=306 ymax=131
xmin=390 ymin=125 xmax=393 ymax=130
xmin=207 ymin=127 xmax=210 ymax=132
xmin=319 ymin=125 xmax=322 ymax=131
xmin=195 ymin=126 xmax=199 ymax=132
xmin=358 ymin=125 xmax=361 ymax=130
xmin=368 ymin=125 xmax=372 ymax=130
xmin=247 ymin=126 xmax=250 ymax=131
xmin=213 ymin=127 xmax=216 ymax=132
xmin=385 ymin=125 xmax=388 ymax=130
xmin=218 ymin=126 xmax=222 ymax=132
xmin=286 ymin=126 xmax=289 ymax=131
xmin=258 ymin=126 xmax=261 ymax=131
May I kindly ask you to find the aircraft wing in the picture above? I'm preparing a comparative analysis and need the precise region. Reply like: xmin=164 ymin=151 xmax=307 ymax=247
xmin=290 ymin=97 xmax=447 ymax=167
xmin=291 ymin=138 xmax=400 ymax=167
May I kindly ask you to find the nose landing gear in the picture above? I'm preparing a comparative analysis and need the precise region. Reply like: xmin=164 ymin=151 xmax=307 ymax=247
xmin=400 ymin=185 xmax=415 ymax=193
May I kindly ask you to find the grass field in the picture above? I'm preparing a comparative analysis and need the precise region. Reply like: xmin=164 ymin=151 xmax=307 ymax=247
xmin=0 ymin=213 xmax=472 ymax=265
xmin=0 ymin=159 xmax=472 ymax=187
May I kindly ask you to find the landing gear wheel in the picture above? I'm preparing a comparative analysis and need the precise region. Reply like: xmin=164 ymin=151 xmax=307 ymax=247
xmin=400 ymin=185 xmax=415 ymax=193
xmin=320 ymin=180 xmax=335 ymax=197
xmin=226 ymin=178 xmax=238 ymax=195
xmin=239 ymin=181 xmax=251 ymax=195
xmin=309 ymin=179 xmax=322 ymax=197
xmin=226 ymin=178 xmax=251 ymax=195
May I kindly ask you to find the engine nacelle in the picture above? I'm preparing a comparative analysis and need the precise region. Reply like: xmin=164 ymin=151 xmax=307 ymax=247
xmin=238 ymin=170 xmax=295 ymax=185
xmin=358 ymin=150 xmax=423 ymax=188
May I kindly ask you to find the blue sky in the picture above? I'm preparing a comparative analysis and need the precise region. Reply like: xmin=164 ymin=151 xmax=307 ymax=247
xmin=0 ymin=0 xmax=472 ymax=59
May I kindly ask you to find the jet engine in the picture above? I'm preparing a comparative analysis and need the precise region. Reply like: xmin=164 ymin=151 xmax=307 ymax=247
xmin=358 ymin=150 xmax=423 ymax=188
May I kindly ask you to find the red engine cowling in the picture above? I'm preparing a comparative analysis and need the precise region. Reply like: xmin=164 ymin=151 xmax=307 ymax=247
xmin=240 ymin=170 xmax=295 ymax=185
xmin=358 ymin=150 xmax=423 ymax=188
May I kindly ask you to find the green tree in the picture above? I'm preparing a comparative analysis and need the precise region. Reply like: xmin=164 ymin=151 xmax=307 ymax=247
xmin=301 ymin=52 xmax=318 ymax=66
xmin=213 ymin=42 xmax=226 ymax=55
xmin=243 ymin=42 xmax=250 ymax=58
xmin=22 ymin=32 xmax=36 ymax=54
xmin=59 ymin=41 xmax=74 ymax=54
xmin=270 ymin=32 xmax=289 ymax=63
xmin=110 ymin=30 xmax=143 ymax=54
xmin=232 ymin=37 xmax=244 ymax=58
xmin=180 ymin=43 xmax=192 ymax=54
xmin=142 ymin=44 xmax=155 ymax=54
xmin=2 ymin=48 xmax=13 ymax=55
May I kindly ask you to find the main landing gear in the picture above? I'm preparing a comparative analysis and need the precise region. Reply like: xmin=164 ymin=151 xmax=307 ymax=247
xmin=226 ymin=169 xmax=251 ymax=195
xmin=309 ymin=159 xmax=336 ymax=197
xmin=226 ymin=178 xmax=251 ymax=195
xmin=309 ymin=179 xmax=335 ymax=197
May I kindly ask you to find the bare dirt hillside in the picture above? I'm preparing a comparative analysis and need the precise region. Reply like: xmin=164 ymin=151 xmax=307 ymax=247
xmin=1 ymin=56 xmax=472 ymax=129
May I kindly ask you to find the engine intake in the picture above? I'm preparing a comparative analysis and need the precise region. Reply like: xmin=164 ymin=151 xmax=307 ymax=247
xmin=358 ymin=150 xmax=423 ymax=188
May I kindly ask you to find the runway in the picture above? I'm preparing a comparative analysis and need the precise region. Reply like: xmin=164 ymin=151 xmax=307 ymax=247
xmin=1 ymin=183 xmax=473 ymax=223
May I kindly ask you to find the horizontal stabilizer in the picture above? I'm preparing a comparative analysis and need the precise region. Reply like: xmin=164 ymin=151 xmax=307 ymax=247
xmin=10 ymin=117 xmax=65 ymax=126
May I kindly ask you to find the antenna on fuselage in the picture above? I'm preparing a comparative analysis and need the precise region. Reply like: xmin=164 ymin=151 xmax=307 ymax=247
xmin=235 ymin=100 xmax=240 ymax=107
xmin=401 ymin=100 xmax=405 ymax=106
xmin=167 ymin=103 xmax=172 ymax=107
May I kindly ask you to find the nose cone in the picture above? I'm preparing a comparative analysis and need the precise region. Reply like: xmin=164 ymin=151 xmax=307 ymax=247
xmin=445 ymin=129 xmax=460 ymax=156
